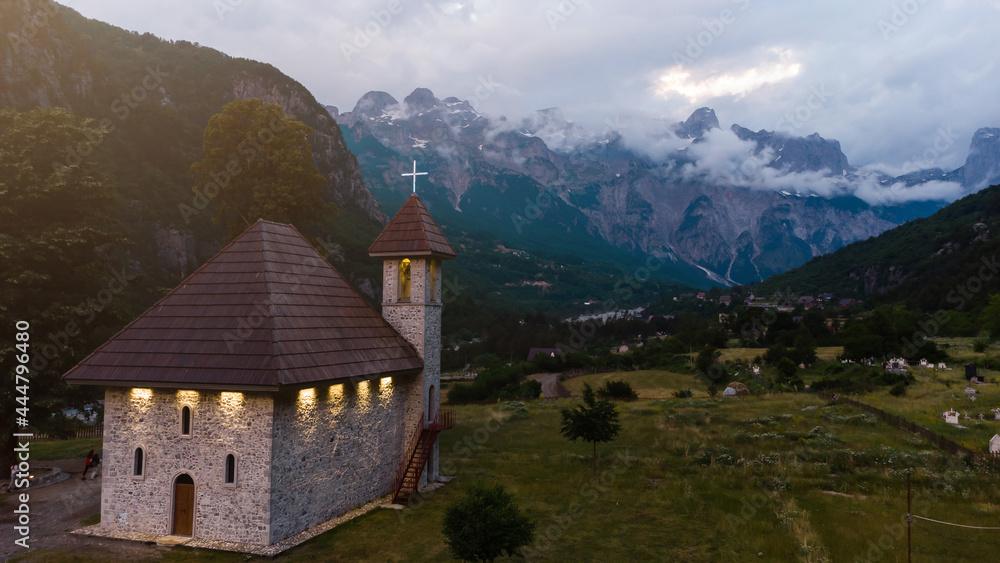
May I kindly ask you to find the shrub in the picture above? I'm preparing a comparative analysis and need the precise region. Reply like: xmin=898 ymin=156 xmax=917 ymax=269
xmin=973 ymin=338 xmax=991 ymax=353
xmin=889 ymin=382 xmax=907 ymax=396
xmin=596 ymin=379 xmax=638 ymax=400
xmin=673 ymin=388 xmax=693 ymax=399
xmin=443 ymin=482 xmax=535 ymax=562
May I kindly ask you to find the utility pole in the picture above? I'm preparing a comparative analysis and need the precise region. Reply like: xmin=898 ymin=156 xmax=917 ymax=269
xmin=907 ymin=471 xmax=912 ymax=563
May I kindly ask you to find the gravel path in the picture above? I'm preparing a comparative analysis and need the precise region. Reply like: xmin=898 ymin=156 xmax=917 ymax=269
xmin=0 ymin=459 xmax=159 ymax=561
xmin=529 ymin=372 xmax=572 ymax=399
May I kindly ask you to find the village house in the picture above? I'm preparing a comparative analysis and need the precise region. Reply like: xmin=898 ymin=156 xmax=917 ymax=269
xmin=63 ymin=195 xmax=456 ymax=548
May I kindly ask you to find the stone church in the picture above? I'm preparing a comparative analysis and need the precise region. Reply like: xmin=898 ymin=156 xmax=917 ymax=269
xmin=63 ymin=194 xmax=455 ymax=546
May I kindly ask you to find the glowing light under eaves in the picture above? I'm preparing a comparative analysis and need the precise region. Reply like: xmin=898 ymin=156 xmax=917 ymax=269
xmin=220 ymin=392 xmax=243 ymax=415
xmin=298 ymin=388 xmax=316 ymax=409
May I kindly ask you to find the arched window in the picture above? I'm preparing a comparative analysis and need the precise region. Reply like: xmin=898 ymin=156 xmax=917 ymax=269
xmin=398 ymin=259 xmax=411 ymax=301
xmin=429 ymin=259 xmax=438 ymax=302
xmin=180 ymin=405 xmax=192 ymax=437
xmin=224 ymin=453 xmax=237 ymax=486
xmin=133 ymin=446 xmax=145 ymax=479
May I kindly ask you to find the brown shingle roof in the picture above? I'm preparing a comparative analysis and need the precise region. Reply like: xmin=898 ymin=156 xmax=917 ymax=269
xmin=368 ymin=194 xmax=457 ymax=258
xmin=63 ymin=220 xmax=423 ymax=390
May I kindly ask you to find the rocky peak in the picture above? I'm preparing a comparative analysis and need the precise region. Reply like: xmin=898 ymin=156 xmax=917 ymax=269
xmin=731 ymin=124 xmax=850 ymax=175
xmin=352 ymin=91 xmax=400 ymax=119
xmin=963 ymin=127 xmax=1000 ymax=189
xmin=403 ymin=87 xmax=440 ymax=114
xmin=674 ymin=107 xmax=719 ymax=140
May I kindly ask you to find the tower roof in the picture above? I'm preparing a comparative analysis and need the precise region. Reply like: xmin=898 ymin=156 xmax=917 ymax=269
xmin=368 ymin=195 xmax=457 ymax=258
xmin=63 ymin=220 xmax=423 ymax=390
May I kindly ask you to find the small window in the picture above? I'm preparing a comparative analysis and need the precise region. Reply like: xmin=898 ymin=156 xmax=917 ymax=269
xmin=224 ymin=453 xmax=237 ymax=486
xmin=429 ymin=259 xmax=438 ymax=302
xmin=180 ymin=405 xmax=192 ymax=437
xmin=398 ymin=259 xmax=411 ymax=301
xmin=133 ymin=447 xmax=145 ymax=479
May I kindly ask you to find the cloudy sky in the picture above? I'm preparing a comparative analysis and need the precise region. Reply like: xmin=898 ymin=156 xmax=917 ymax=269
xmin=60 ymin=0 xmax=999 ymax=172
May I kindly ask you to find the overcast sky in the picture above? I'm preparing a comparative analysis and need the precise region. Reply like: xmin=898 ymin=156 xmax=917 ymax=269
xmin=59 ymin=0 xmax=1000 ymax=171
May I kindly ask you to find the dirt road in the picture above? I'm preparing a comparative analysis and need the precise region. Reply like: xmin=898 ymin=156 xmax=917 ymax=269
xmin=529 ymin=373 xmax=572 ymax=399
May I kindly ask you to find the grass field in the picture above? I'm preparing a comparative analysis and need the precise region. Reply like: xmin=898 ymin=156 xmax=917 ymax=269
xmin=30 ymin=437 xmax=103 ymax=462
xmin=17 ymin=392 xmax=1000 ymax=562
xmin=561 ymin=369 xmax=705 ymax=398
xmin=717 ymin=346 xmax=843 ymax=363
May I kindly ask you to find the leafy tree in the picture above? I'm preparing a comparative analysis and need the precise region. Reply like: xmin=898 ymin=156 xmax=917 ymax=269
xmin=776 ymin=357 xmax=800 ymax=387
xmin=764 ymin=344 xmax=789 ymax=366
xmin=791 ymin=325 xmax=818 ymax=365
xmin=560 ymin=383 xmax=622 ymax=474
xmin=442 ymin=482 xmax=535 ymax=562
xmin=0 ymin=107 xmax=129 ymax=469
xmin=695 ymin=345 xmax=719 ymax=374
xmin=189 ymin=98 xmax=334 ymax=238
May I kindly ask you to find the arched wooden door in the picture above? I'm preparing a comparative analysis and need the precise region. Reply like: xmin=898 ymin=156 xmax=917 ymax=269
xmin=172 ymin=474 xmax=195 ymax=536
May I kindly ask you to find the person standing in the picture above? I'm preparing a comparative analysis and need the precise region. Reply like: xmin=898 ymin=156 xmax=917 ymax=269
xmin=83 ymin=450 xmax=94 ymax=480
xmin=88 ymin=452 xmax=102 ymax=480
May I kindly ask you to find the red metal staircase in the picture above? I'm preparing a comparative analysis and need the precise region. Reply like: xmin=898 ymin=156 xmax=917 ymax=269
xmin=392 ymin=410 xmax=454 ymax=505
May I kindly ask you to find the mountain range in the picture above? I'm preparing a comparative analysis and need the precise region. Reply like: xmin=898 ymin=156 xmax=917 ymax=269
xmin=333 ymin=88 xmax=1000 ymax=286
xmin=5 ymin=0 xmax=1000 ymax=325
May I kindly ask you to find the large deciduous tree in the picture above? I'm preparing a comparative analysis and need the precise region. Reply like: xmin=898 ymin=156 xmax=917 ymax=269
xmin=0 ymin=107 xmax=129 ymax=469
xmin=560 ymin=382 xmax=622 ymax=475
xmin=188 ymin=98 xmax=334 ymax=239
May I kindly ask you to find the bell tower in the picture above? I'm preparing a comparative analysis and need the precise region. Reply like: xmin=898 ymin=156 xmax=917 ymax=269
xmin=369 ymin=188 xmax=456 ymax=482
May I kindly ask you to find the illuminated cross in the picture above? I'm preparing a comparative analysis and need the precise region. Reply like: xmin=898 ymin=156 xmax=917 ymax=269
xmin=401 ymin=160 xmax=428 ymax=194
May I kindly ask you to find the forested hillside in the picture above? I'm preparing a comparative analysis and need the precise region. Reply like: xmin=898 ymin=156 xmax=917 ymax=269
xmin=758 ymin=183 xmax=1000 ymax=314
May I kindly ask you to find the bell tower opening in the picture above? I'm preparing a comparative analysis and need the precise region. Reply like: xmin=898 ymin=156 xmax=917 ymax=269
xmin=398 ymin=258 xmax=411 ymax=301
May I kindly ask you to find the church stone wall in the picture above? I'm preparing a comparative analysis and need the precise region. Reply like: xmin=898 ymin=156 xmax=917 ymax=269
xmin=268 ymin=373 xmax=419 ymax=544
xmin=99 ymin=388 xmax=274 ymax=545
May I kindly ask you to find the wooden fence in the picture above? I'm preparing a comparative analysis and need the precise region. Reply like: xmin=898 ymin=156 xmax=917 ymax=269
xmin=819 ymin=393 xmax=1000 ymax=467
xmin=26 ymin=424 xmax=103 ymax=441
